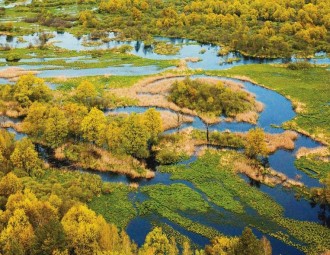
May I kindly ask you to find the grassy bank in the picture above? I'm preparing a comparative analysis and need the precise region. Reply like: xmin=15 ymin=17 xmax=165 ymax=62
xmin=206 ymin=64 xmax=330 ymax=145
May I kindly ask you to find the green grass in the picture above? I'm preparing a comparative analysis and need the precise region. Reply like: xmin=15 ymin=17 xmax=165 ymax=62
xmin=49 ymin=75 xmax=144 ymax=91
xmin=88 ymin=184 xmax=136 ymax=229
xmin=0 ymin=47 xmax=177 ymax=69
xmin=206 ymin=64 xmax=330 ymax=144
xmin=156 ymin=151 xmax=330 ymax=254
xmin=161 ymin=151 xmax=283 ymax=217
xmin=295 ymin=156 xmax=330 ymax=180
xmin=139 ymin=183 xmax=220 ymax=239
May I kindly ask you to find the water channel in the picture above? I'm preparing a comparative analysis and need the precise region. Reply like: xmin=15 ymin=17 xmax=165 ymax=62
xmin=0 ymin=31 xmax=329 ymax=254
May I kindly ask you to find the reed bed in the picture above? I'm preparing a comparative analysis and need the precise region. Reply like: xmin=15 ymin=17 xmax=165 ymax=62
xmin=55 ymin=143 xmax=153 ymax=179
xmin=0 ymin=67 xmax=39 ymax=81
xmin=234 ymin=159 xmax=303 ymax=188
xmin=110 ymin=74 xmax=263 ymax=125
xmin=265 ymin=131 xmax=298 ymax=153
xmin=296 ymin=146 xmax=329 ymax=161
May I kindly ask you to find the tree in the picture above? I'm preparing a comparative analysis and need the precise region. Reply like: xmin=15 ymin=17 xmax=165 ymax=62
xmin=106 ymin=121 xmax=122 ymax=152
xmin=61 ymin=204 xmax=112 ymax=255
xmin=168 ymin=237 xmax=179 ymax=255
xmin=81 ymin=107 xmax=106 ymax=146
xmin=63 ymin=103 xmax=88 ymax=138
xmin=32 ymin=219 xmax=67 ymax=255
xmin=10 ymin=138 xmax=43 ymax=177
xmin=260 ymin=236 xmax=272 ymax=255
xmin=5 ymin=189 xmax=58 ymax=228
xmin=79 ymin=10 xmax=99 ymax=28
xmin=122 ymin=114 xmax=150 ymax=158
xmin=0 ymin=129 xmax=15 ymax=174
xmin=0 ymin=209 xmax=35 ymax=255
xmin=13 ymin=74 xmax=51 ymax=108
xmin=205 ymin=236 xmax=238 ymax=255
xmin=22 ymin=102 xmax=48 ymax=139
xmin=0 ymin=173 xmax=22 ymax=197
xmin=44 ymin=107 xmax=69 ymax=148
xmin=182 ymin=241 xmax=193 ymax=255
xmin=75 ymin=80 xmax=98 ymax=107
xmin=140 ymin=227 xmax=171 ymax=255
xmin=245 ymin=128 xmax=268 ymax=159
xmin=235 ymin=227 xmax=263 ymax=255
xmin=143 ymin=108 xmax=163 ymax=143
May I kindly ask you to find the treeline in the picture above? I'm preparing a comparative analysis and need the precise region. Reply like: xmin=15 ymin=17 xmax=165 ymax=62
xmin=94 ymin=0 xmax=330 ymax=57
xmin=0 ymin=74 xmax=164 ymax=178
xmin=168 ymin=77 xmax=253 ymax=117
xmin=19 ymin=0 xmax=330 ymax=57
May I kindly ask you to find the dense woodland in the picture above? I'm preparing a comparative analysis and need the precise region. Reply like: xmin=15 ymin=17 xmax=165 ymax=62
xmin=20 ymin=0 xmax=329 ymax=57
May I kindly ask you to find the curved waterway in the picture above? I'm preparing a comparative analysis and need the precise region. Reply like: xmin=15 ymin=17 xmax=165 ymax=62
xmin=1 ymin=31 xmax=329 ymax=254
xmin=102 ymin=76 xmax=327 ymax=254
xmin=2 ymin=75 xmax=328 ymax=254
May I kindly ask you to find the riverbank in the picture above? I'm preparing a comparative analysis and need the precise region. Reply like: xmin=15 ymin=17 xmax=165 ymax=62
xmin=205 ymin=64 xmax=330 ymax=146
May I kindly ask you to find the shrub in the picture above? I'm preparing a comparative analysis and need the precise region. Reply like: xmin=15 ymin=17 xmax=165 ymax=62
xmin=287 ymin=61 xmax=313 ymax=70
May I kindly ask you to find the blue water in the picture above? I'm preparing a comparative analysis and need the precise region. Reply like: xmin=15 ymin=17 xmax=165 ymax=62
xmin=1 ymin=31 xmax=329 ymax=254
xmin=105 ymin=75 xmax=327 ymax=254
xmin=1 ymin=32 xmax=329 ymax=79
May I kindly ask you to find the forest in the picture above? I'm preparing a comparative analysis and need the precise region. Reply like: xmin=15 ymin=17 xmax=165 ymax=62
xmin=0 ymin=0 xmax=329 ymax=254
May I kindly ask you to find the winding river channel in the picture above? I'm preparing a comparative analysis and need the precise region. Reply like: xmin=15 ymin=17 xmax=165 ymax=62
xmin=1 ymin=31 xmax=330 ymax=255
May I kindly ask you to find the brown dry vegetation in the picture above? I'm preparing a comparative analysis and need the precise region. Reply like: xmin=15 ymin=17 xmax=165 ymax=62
xmin=0 ymin=67 xmax=39 ymax=82
xmin=0 ymin=121 xmax=24 ymax=132
xmin=231 ymin=154 xmax=304 ymax=188
xmin=160 ymin=111 xmax=194 ymax=130
xmin=55 ymin=143 xmax=154 ymax=179
xmin=110 ymin=74 xmax=262 ymax=125
xmin=0 ymin=101 xmax=27 ymax=117
xmin=296 ymin=147 xmax=329 ymax=162
xmin=154 ymin=127 xmax=198 ymax=159
xmin=264 ymin=131 xmax=298 ymax=153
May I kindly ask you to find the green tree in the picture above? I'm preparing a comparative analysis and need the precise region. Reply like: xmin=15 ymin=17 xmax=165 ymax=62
xmin=81 ymin=107 xmax=107 ymax=146
xmin=32 ymin=219 xmax=67 ymax=255
xmin=5 ymin=189 xmax=58 ymax=228
xmin=0 ymin=209 xmax=35 ymax=255
xmin=106 ymin=121 xmax=122 ymax=152
xmin=22 ymin=102 xmax=48 ymax=139
xmin=0 ymin=173 xmax=22 ymax=197
xmin=13 ymin=74 xmax=51 ymax=108
xmin=140 ymin=227 xmax=171 ymax=255
xmin=235 ymin=227 xmax=263 ymax=255
xmin=182 ymin=241 xmax=193 ymax=255
xmin=10 ymin=138 xmax=43 ymax=177
xmin=205 ymin=236 xmax=238 ymax=255
xmin=63 ymin=103 xmax=88 ymax=138
xmin=122 ymin=114 xmax=150 ymax=158
xmin=61 ymin=204 xmax=111 ymax=255
xmin=245 ymin=128 xmax=268 ymax=159
xmin=0 ymin=129 xmax=15 ymax=174
xmin=143 ymin=108 xmax=163 ymax=143
xmin=75 ymin=80 xmax=98 ymax=107
xmin=44 ymin=107 xmax=69 ymax=148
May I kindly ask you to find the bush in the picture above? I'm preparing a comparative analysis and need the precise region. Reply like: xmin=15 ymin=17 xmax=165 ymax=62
xmin=287 ymin=61 xmax=313 ymax=70
xmin=169 ymin=77 xmax=253 ymax=117
xmin=156 ymin=148 xmax=182 ymax=165
xmin=5 ymin=52 xmax=20 ymax=62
